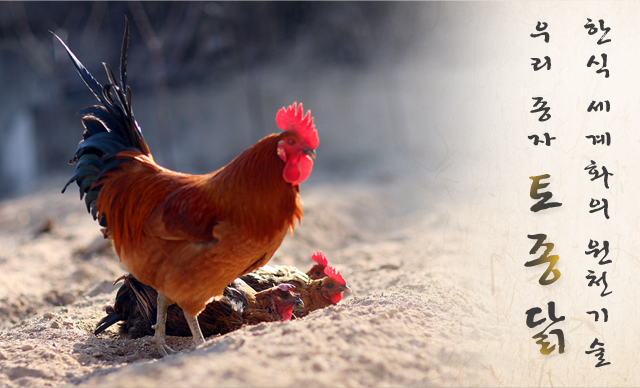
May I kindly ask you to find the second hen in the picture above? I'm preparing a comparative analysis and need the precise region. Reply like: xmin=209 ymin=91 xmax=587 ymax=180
xmin=241 ymin=251 xmax=350 ymax=318
xmin=95 ymin=274 xmax=302 ymax=339
xmin=241 ymin=250 xmax=330 ymax=291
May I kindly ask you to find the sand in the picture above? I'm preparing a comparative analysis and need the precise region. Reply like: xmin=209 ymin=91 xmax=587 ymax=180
xmin=0 ymin=162 xmax=503 ymax=387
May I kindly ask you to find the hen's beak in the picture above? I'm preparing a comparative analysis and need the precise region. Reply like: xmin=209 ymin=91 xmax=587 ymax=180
xmin=338 ymin=285 xmax=351 ymax=293
xmin=294 ymin=295 xmax=304 ymax=306
xmin=303 ymin=149 xmax=316 ymax=159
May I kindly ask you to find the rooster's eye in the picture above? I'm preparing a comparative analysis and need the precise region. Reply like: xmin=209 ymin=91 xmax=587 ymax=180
xmin=326 ymin=283 xmax=334 ymax=289
xmin=288 ymin=138 xmax=296 ymax=146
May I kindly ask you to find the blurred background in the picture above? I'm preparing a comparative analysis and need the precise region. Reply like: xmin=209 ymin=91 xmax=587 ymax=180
xmin=0 ymin=1 xmax=476 ymax=198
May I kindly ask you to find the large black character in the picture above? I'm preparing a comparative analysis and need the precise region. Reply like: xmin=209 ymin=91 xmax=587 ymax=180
xmin=529 ymin=174 xmax=562 ymax=212
xmin=526 ymin=234 xmax=561 ymax=285
xmin=525 ymin=301 xmax=565 ymax=355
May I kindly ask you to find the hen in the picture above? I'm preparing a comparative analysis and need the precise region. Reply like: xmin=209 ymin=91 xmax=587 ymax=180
xmin=240 ymin=249 xmax=329 ymax=291
xmin=57 ymin=20 xmax=319 ymax=355
xmin=95 ymin=274 xmax=302 ymax=339
xmin=307 ymin=249 xmax=330 ymax=280
xmin=241 ymin=251 xmax=350 ymax=318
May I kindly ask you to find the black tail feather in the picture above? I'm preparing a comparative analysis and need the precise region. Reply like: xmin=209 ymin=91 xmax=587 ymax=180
xmin=122 ymin=274 xmax=157 ymax=327
xmin=94 ymin=274 xmax=254 ymax=339
xmin=94 ymin=309 xmax=124 ymax=335
xmin=53 ymin=34 xmax=105 ymax=109
xmin=56 ymin=18 xmax=150 ymax=221
xmin=93 ymin=274 xmax=156 ymax=337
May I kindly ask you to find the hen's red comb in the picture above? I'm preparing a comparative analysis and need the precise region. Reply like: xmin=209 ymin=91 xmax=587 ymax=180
xmin=277 ymin=283 xmax=296 ymax=292
xmin=311 ymin=250 xmax=328 ymax=267
xmin=276 ymin=102 xmax=319 ymax=149
xmin=324 ymin=266 xmax=346 ymax=286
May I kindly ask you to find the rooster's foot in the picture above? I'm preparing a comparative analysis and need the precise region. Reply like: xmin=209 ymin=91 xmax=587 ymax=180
xmin=151 ymin=293 xmax=175 ymax=357
xmin=183 ymin=310 xmax=206 ymax=349
xmin=149 ymin=335 xmax=176 ymax=357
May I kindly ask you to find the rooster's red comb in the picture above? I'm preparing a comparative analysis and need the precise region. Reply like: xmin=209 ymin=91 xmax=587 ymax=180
xmin=324 ymin=266 xmax=346 ymax=286
xmin=276 ymin=102 xmax=319 ymax=149
xmin=311 ymin=249 xmax=328 ymax=267
xmin=277 ymin=283 xmax=296 ymax=292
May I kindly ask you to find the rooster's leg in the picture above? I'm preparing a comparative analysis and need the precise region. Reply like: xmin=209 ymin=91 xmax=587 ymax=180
xmin=183 ymin=310 xmax=206 ymax=348
xmin=149 ymin=292 xmax=176 ymax=356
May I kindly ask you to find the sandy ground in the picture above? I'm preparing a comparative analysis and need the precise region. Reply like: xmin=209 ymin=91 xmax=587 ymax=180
xmin=0 ymin=159 xmax=504 ymax=387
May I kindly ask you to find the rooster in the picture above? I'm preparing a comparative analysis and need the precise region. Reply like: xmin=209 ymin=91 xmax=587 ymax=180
xmin=95 ymin=274 xmax=302 ymax=339
xmin=57 ymin=20 xmax=319 ymax=356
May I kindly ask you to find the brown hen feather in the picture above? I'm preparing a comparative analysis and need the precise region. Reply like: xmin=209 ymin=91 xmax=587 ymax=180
xmin=95 ymin=274 xmax=302 ymax=338
xmin=240 ymin=261 xmax=350 ymax=318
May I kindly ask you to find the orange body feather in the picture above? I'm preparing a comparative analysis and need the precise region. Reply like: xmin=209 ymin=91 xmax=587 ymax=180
xmin=58 ymin=22 xmax=318 ymax=352
xmin=94 ymin=133 xmax=303 ymax=316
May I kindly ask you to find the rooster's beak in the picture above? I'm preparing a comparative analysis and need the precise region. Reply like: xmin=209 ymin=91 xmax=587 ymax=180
xmin=339 ymin=285 xmax=351 ymax=293
xmin=303 ymin=149 xmax=316 ymax=159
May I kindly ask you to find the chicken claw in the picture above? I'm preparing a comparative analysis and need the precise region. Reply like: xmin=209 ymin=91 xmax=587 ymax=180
xmin=151 ymin=337 xmax=176 ymax=357
xmin=150 ymin=293 xmax=176 ymax=356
